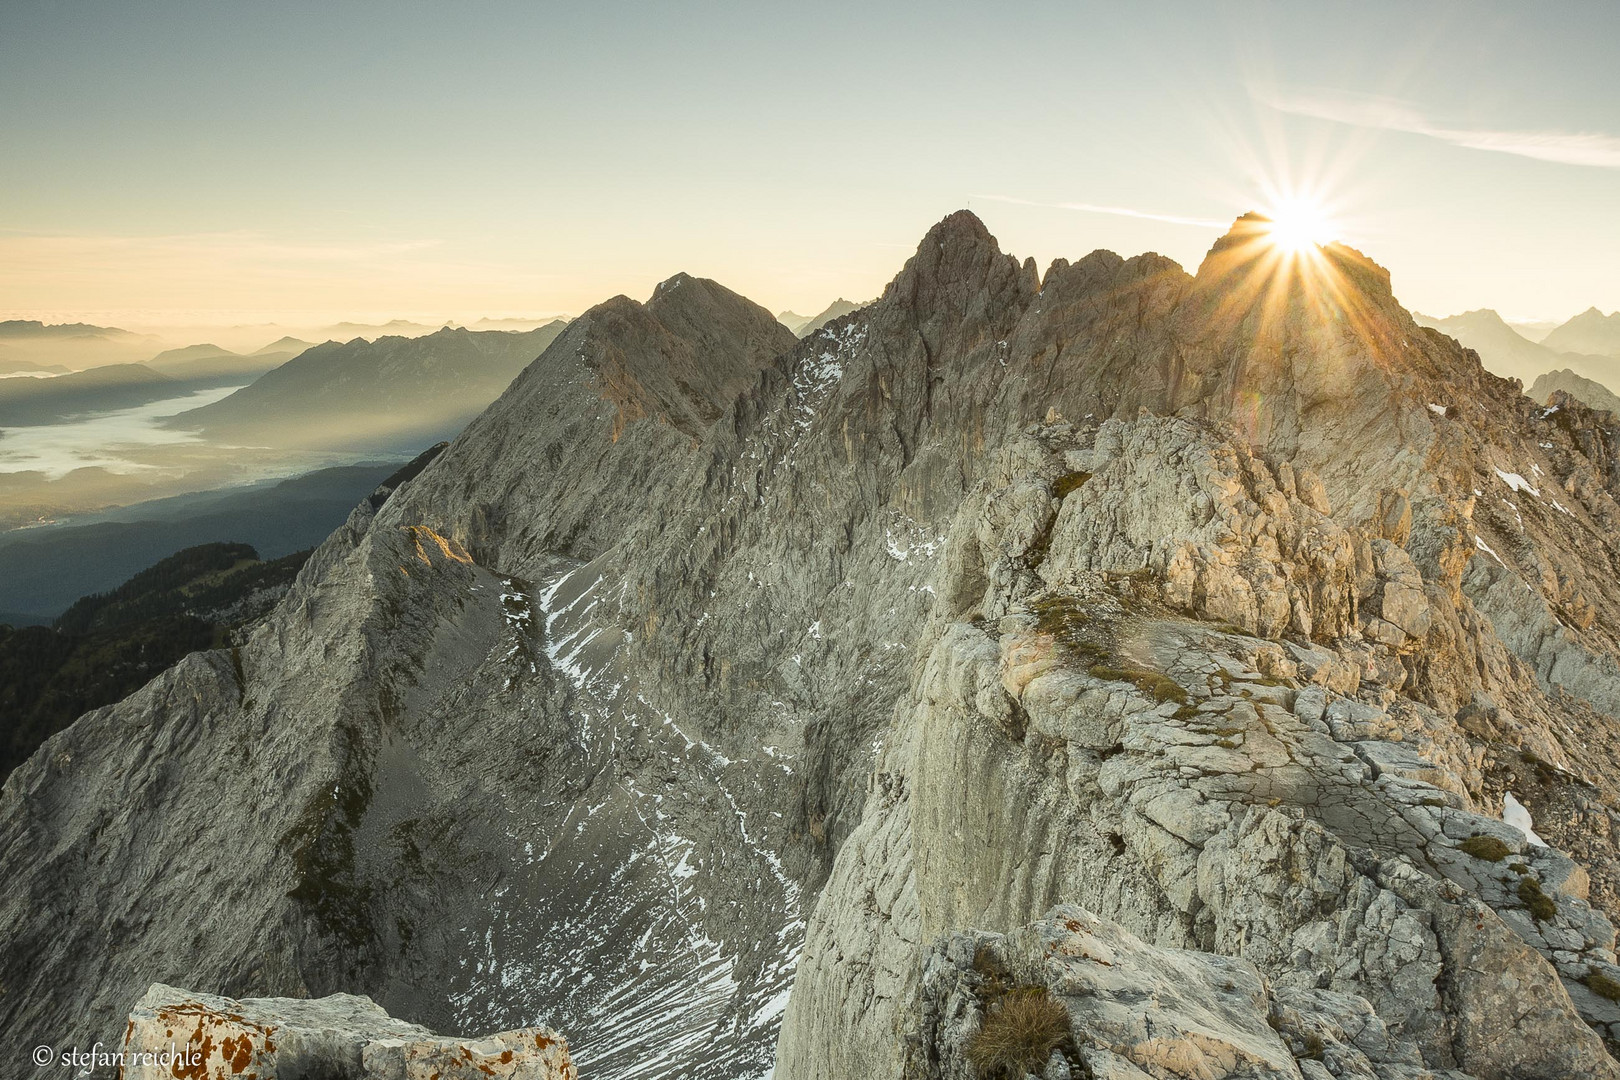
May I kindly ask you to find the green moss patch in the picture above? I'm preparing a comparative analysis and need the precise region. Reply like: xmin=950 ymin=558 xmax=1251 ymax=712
xmin=1518 ymin=876 xmax=1557 ymax=922
xmin=1051 ymin=472 xmax=1092 ymax=500
xmin=1586 ymin=972 xmax=1620 ymax=1002
xmin=1458 ymin=835 xmax=1511 ymax=862
xmin=1087 ymin=663 xmax=1189 ymax=704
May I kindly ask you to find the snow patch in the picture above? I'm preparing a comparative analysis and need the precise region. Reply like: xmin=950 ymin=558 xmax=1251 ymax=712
xmin=1504 ymin=792 xmax=1547 ymax=847
xmin=1494 ymin=468 xmax=1540 ymax=498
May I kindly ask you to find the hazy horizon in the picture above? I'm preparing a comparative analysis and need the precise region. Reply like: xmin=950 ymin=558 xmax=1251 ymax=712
xmin=4 ymin=1 xmax=1618 ymax=328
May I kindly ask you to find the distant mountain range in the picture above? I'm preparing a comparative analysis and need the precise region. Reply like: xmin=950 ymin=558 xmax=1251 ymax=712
xmin=0 ymin=320 xmax=164 ymax=374
xmin=143 ymin=340 xmax=306 ymax=384
xmin=777 ymin=299 xmax=862 ymax=338
xmin=1543 ymin=307 xmax=1620 ymax=359
xmin=0 ymin=363 xmax=177 ymax=425
xmin=162 ymin=321 xmax=568 ymax=452
xmin=0 ymin=339 xmax=309 ymax=427
xmin=0 ymin=320 xmax=147 ymax=342
xmin=1413 ymin=307 xmax=1619 ymax=410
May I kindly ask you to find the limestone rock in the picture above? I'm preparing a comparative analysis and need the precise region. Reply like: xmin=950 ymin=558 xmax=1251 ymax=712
xmin=121 ymin=984 xmax=575 ymax=1079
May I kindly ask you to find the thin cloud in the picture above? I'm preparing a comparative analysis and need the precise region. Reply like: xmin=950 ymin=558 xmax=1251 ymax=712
xmin=972 ymin=194 xmax=1227 ymax=229
xmin=1264 ymin=89 xmax=1620 ymax=169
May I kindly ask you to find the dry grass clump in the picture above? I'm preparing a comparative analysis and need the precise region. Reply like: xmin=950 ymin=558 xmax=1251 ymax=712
xmin=966 ymin=986 xmax=1072 ymax=1079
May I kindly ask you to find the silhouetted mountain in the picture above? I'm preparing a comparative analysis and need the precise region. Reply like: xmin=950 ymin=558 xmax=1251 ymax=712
xmin=1543 ymin=307 xmax=1620 ymax=359
xmin=1414 ymin=308 xmax=1619 ymax=389
xmin=0 ymin=363 xmax=174 ymax=425
xmin=163 ymin=321 xmax=569 ymax=452
xmin=1412 ymin=309 xmax=1559 ymax=384
xmin=322 ymin=318 xmax=443 ymax=338
xmin=144 ymin=341 xmax=295 ymax=385
xmin=796 ymin=298 xmax=860 ymax=337
xmin=253 ymin=336 xmax=315 ymax=355
xmin=0 ymin=320 xmax=142 ymax=341
xmin=0 ymin=321 xmax=165 ymax=373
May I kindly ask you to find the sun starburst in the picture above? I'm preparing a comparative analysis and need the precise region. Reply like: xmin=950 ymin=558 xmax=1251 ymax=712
xmin=1262 ymin=196 xmax=1338 ymax=255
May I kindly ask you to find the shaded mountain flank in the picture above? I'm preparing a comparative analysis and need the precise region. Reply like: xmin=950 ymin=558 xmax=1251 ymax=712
xmin=162 ymin=322 xmax=569 ymax=452
xmin=8 ymin=214 xmax=1620 ymax=1079
xmin=0 ymin=543 xmax=309 ymax=782
xmin=0 ymin=363 xmax=180 ymax=425
xmin=0 ymin=460 xmax=416 ymax=621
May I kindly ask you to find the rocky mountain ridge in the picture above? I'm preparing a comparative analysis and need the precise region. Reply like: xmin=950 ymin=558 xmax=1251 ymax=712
xmin=1532 ymin=370 xmax=1620 ymax=416
xmin=5 ymin=212 xmax=1620 ymax=1079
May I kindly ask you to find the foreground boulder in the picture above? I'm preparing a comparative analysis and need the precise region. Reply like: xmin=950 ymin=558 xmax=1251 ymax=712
xmin=121 ymin=984 xmax=575 ymax=1079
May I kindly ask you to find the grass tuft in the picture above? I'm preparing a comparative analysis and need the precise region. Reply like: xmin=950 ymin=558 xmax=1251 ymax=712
xmin=966 ymin=986 xmax=1072 ymax=1079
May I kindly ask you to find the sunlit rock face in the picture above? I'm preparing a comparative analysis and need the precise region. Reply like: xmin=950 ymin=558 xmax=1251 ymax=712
xmin=6 ymin=212 xmax=1620 ymax=1080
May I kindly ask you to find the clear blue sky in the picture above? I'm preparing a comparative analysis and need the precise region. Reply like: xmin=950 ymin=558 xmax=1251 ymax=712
xmin=2 ymin=0 xmax=1617 ymax=325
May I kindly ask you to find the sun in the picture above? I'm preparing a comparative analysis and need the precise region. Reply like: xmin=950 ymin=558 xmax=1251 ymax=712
xmin=1263 ymin=197 xmax=1337 ymax=255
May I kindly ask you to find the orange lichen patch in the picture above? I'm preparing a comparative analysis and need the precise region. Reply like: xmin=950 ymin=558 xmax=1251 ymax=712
xmin=138 ymin=1004 xmax=278 ymax=1080
xmin=394 ymin=1029 xmax=575 ymax=1079
xmin=403 ymin=525 xmax=473 ymax=567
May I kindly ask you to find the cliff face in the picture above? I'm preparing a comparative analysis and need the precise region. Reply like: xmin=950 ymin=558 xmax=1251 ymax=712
xmin=6 ymin=213 xmax=1620 ymax=1080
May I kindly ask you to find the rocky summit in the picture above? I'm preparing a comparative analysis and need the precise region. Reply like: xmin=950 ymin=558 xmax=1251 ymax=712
xmin=6 ymin=211 xmax=1620 ymax=1080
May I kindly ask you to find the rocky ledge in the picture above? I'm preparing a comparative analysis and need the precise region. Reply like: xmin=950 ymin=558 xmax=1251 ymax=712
xmin=120 ymin=984 xmax=575 ymax=1079
xmin=920 ymin=904 xmax=1478 ymax=1080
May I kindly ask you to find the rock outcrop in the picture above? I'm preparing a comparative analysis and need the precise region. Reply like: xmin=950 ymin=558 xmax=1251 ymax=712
xmin=5 ymin=212 xmax=1620 ymax=1080
xmin=120 ymin=984 xmax=574 ymax=1079
xmin=1531 ymin=369 xmax=1620 ymax=415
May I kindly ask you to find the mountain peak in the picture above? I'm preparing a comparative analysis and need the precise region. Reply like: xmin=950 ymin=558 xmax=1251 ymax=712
xmin=884 ymin=209 xmax=1036 ymax=315
xmin=579 ymin=274 xmax=795 ymax=439
xmin=923 ymin=208 xmax=992 ymax=245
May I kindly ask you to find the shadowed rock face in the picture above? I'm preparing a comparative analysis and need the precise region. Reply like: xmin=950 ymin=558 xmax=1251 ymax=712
xmin=6 ymin=212 xmax=1620 ymax=1080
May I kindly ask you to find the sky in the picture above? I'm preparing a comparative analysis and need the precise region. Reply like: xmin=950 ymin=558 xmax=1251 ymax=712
xmin=2 ymin=0 xmax=1618 ymax=330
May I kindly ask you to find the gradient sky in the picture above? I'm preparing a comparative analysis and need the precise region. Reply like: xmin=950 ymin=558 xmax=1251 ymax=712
xmin=3 ymin=0 xmax=1617 ymax=328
